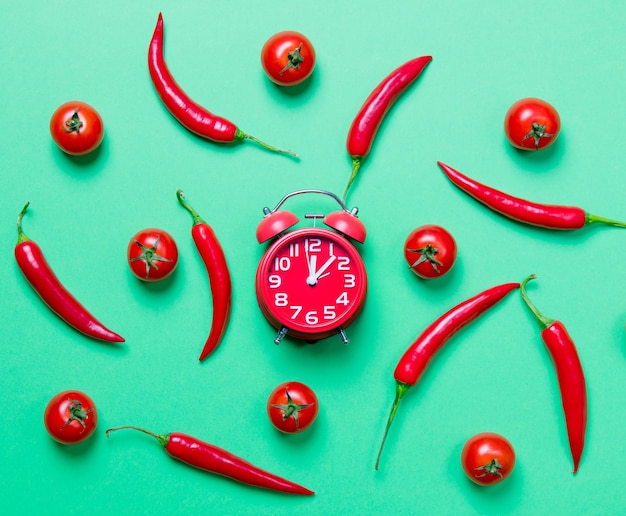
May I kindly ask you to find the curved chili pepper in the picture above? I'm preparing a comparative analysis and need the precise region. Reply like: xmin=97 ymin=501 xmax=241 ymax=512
xmin=520 ymin=275 xmax=587 ymax=473
xmin=438 ymin=161 xmax=626 ymax=230
xmin=177 ymin=190 xmax=232 ymax=361
xmin=149 ymin=13 xmax=296 ymax=157
xmin=375 ymin=281 xmax=519 ymax=470
xmin=105 ymin=425 xmax=314 ymax=495
xmin=344 ymin=55 xmax=432 ymax=200
xmin=14 ymin=203 xmax=124 ymax=343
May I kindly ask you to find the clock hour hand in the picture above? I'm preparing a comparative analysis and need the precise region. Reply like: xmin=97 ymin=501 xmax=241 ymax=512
xmin=306 ymin=252 xmax=317 ymax=283
xmin=307 ymin=255 xmax=336 ymax=286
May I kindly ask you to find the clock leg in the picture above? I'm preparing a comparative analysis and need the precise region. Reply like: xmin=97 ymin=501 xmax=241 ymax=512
xmin=274 ymin=326 xmax=289 ymax=344
xmin=337 ymin=327 xmax=349 ymax=344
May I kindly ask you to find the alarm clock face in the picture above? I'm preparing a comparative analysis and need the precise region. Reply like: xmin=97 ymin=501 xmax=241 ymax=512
xmin=256 ymin=227 xmax=367 ymax=340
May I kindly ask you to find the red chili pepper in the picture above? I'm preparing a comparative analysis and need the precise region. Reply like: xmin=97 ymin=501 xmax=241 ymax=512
xmin=14 ymin=203 xmax=124 ymax=343
xmin=149 ymin=13 xmax=297 ymax=157
xmin=520 ymin=275 xmax=587 ymax=474
xmin=177 ymin=190 xmax=232 ymax=361
xmin=375 ymin=281 xmax=519 ymax=470
xmin=105 ymin=425 xmax=314 ymax=495
xmin=344 ymin=55 xmax=432 ymax=200
xmin=438 ymin=161 xmax=626 ymax=230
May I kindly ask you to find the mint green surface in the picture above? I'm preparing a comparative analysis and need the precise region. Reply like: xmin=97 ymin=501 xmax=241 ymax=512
xmin=2 ymin=1 xmax=626 ymax=514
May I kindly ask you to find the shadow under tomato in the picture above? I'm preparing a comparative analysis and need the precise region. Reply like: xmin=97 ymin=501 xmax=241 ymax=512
xmin=503 ymin=132 xmax=564 ymax=168
xmin=53 ymin=137 xmax=105 ymax=168
xmin=48 ymin=428 xmax=99 ymax=457
xmin=131 ymin=267 xmax=179 ymax=293
xmin=264 ymin=67 xmax=318 ymax=97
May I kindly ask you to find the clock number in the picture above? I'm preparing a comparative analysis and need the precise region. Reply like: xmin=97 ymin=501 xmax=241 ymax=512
xmin=344 ymin=274 xmax=356 ymax=288
xmin=289 ymin=243 xmax=300 ymax=257
xmin=305 ymin=311 xmax=319 ymax=325
xmin=290 ymin=305 xmax=302 ymax=319
xmin=337 ymin=256 xmax=351 ymax=270
xmin=324 ymin=306 xmax=336 ymax=320
xmin=306 ymin=238 xmax=322 ymax=253
xmin=268 ymin=274 xmax=281 ymax=288
xmin=274 ymin=257 xmax=291 ymax=271
xmin=275 ymin=293 xmax=288 ymax=306
xmin=336 ymin=292 xmax=350 ymax=306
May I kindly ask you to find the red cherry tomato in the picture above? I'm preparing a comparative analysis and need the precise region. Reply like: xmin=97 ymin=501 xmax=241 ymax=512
xmin=404 ymin=224 xmax=457 ymax=279
xmin=267 ymin=381 xmax=319 ymax=433
xmin=127 ymin=228 xmax=179 ymax=282
xmin=44 ymin=390 xmax=98 ymax=445
xmin=50 ymin=101 xmax=104 ymax=155
xmin=504 ymin=97 xmax=560 ymax=151
xmin=461 ymin=432 xmax=516 ymax=486
xmin=261 ymin=31 xmax=316 ymax=86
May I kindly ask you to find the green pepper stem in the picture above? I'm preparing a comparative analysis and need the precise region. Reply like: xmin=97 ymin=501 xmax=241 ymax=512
xmin=176 ymin=189 xmax=206 ymax=226
xmin=520 ymin=274 xmax=554 ymax=329
xmin=238 ymin=130 xmax=299 ymax=158
xmin=375 ymin=382 xmax=410 ymax=470
xmin=16 ymin=202 xmax=31 ymax=244
xmin=343 ymin=157 xmax=362 ymax=202
xmin=105 ymin=425 xmax=169 ymax=447
xmin=586 ymin=212 xmax=626 ymax=228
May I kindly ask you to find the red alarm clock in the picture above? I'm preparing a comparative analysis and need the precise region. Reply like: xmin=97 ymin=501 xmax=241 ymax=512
xmin=255 ymin=189 xmax=367 ymax=344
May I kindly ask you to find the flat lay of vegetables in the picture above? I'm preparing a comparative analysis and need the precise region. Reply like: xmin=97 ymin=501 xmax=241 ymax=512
xmin=438 ymin=161 xmax=626 ymax=230
xmin=344 ymin=55 xmax=432 ymax=200
xmin=520 ymin=275 xmax=587 ymax=473
xmin=12 ymin=5 xmax=626 ymax=512
xmin=105 ymin=425 xmax=314 ymax=495
xmin=148 ymin=13 xmax=297 ymax=157
xmin=504 ymin=98 xmax=560 ymax=151
xmin=177 ymin=190 xmax=232 ymax=361
xmin=461 ymin=432 xmax=516 ymax=485
xmin=375 ymin=281 xmax=520 ymax=470
xmin=261 ymin=31 xmax=316 ymax=86
xmin=49 ymin=101 xmax=104 ymax=156
xmin=15 ymin=203 xmax=125 ymax=343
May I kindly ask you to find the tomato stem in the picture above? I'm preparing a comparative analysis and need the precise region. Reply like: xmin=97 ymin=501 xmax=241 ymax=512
xmin=63 ymin=109 xmax=83 ymax=133
xmin=16 ymin=202 xmax=31 ymax=244
xmin=520 ymin=275 xmax=555 ymax=329
xmin=176 ymin=189 xmax=206 ymax=226
xmin=62 ymin=400 xmax=94 ymax=430
xmin=375 ymin=382 xmax=410 ymax=470
xmin=105 ymin=425 xmax=169 ymax=447
xmin=279 ymin=43 xmax=305 ymax=75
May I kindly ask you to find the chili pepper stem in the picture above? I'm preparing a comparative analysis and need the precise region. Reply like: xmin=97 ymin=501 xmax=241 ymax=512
xmin=343 ymin=157 xmax=362 ymax=202
xmin=176 ymin=190 xmax=206 ymax=225
xmin=238 ymin=130 xmax=299 ymax=158
xmin=585 ymin=212 xmax=626 ymax=228
xmin=16 ymin=202 xmax=31 ymax=244
xmin=375 ymin=382 xmax=410 ymax=470
xmin=520 ymin=275 xmax=555 ymax=329
xmin=105 ymin=425 xmax=169 ymax=447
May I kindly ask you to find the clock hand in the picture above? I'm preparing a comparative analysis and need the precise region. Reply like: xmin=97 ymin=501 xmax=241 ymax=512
xmin=305 ymin=244 xmax=316 ymax=277
xmin=307 ymin=255 xmax=337 ymax=286
xmin=306 ymin=254 xmax=317 ymax=284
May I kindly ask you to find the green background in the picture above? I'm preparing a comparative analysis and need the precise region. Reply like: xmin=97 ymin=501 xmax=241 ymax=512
xmin=1 ymin=1 xmax=625 ymax=514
